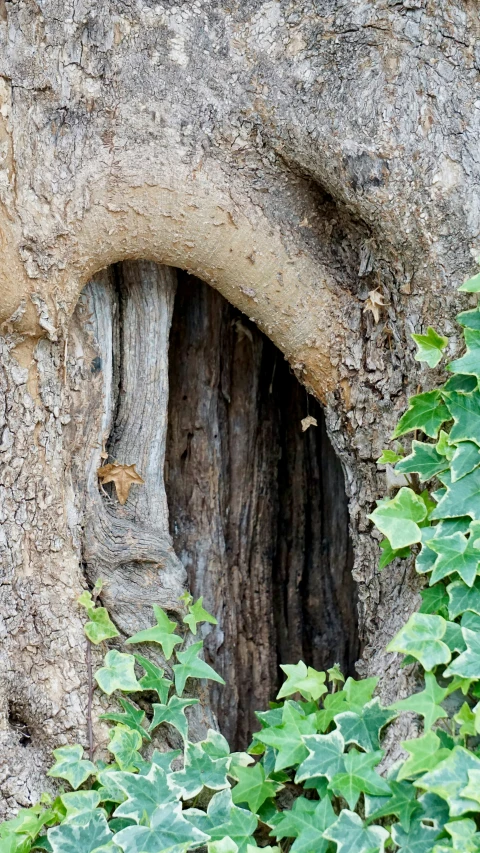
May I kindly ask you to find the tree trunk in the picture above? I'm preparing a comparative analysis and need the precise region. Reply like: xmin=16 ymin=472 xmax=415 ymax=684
xmin=0 ymin=0 xmax=478 ymax=814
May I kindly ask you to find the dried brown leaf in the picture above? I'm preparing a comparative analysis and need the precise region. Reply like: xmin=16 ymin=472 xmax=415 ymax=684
xmin=363 ymin=288 xmax=386 ymax=324
xmin=98 ymin=462 xmax=145 ymax=505
xmin=301 ymin=415 xmax=318 ymax=432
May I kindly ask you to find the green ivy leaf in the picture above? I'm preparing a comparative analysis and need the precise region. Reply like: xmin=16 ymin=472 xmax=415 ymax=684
xmin=458 ymin=272 xmax=480 ymax=293
xmin=419 ymin=584 xmax=449 ymax=617
xmin=392 ymin=391 xmax=450 ymax=439
xmin=343 ymin=676 xmax=379 ymax=710
xmin=149 ymin=695 xmax=199 ymax=741
xmin=95 ymin=650 xmax=142 ymax=695
xmin=365 ymin=780 xmax=422 ymax=831
xmin=389 ymin=672 xmax=448 ymax=730
xmin=412 ymin=327 xmax=448 ymax=368
xmin=113 ymin=803 xmax=209 ymax=853
xmin=369 ymin=488 xmax=428 ymax=550
xmin=451 ymin=442 xmax=480 ymax=482
xmin=59 ymin=791 xmax=100 ymax=821
xmin=277 ymin=661 xmax=327 ymax=701
xmin=444 ymin=390 xmax=480 ymax=445
xmin=386 ymin=613 xmax=451 ymax=671
xmin=397 ymin=730 xmax=451 ymax=781
xmin=454 ymin=702 xmax=477 ymax=737
xmin=460 ymin=768 xmax=480 ymax=806
xmin=231 ymin=763 xmax=282 ymax=813
xmin=334 ymin=698 xmax=396 ymax=751
xmin=447 ymin=579 xmax=480 ymax=620
xmin=328 ymin=748 xmax=390 ymax=809
xmin=185 ymin=790 xmax=258 ymax=853
xmin=183 ymin=597 xmax=217 ymax=634
xmin=254 ymin=703 xmax=317 ymax=772
xmin=99 ymin=698 xmax=151 ymax=741
xmin=269 ymin=796 xmax=336 ymax=853
xmin=172 ymin=641 xmax=225 ymax=696
xmin=390 ymin=816 xmax=441 ymax=853
xmin=443 ymin=374 xmax=478 ymax=393
xmin=295 ymin=730 xmax=345 ymax=784
xmin=414 ymin=746 xmax=480 ymax=816
xmin=48 ymin=813 xmax=112 ymax=853
xmin=327 ymin=664 xmax=345 ymax=687
xmin=171 ymin=741 xmax=231 ymax=798
xmin=324 ymin=810 xmax=389 ymax=853
xmin=84 ymin=609 xmax=119 ymax=645
xmin=134 ymin=654 xmax=172 ymax=704
xmin=395 ymin=441 xmax=449 ymax=480
xmin=448 ymin=329 xmax=480 ymax=381
xmin=378 ymin=449 xmax=404 ymax=465
xmin=107 ymin=726 xmax=143 ymax=771
xmin=110 ymin=763 xmax=178 ymax=823
xmin=426 ymin=532 xmax=480 ymax=587
xmin=46 ymin=745 xmax=97 ymax=790
xmin=125 ymin=605 xmax=182 ymax=660
xmin=445 ymin=628 xmax=480 ymax=679
xmin=378 ymin=539 xmax=411 ymax=570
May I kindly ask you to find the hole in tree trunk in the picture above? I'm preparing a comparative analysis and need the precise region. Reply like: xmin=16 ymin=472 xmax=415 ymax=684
xmin=166 ymin=273 xmax=358 ymax=749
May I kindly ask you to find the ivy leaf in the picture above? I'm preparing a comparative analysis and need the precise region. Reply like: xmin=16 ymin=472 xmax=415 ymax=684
xmin=171 ymin=741 xmax=230 ymax=798
xmin=126 ymin=606 xmax=182 ymax=660
xmin=277 ymin=661 xmax=327 ymax=702
xmin=389 ymin=673 xmax=448 ymax=730
xmin=414 ymin=746 xmax=480 ymax=816
xmin=454 ymin=702 xmax=477 ymax=737
xmin=134 ymin=654 xmax=172 ymax=704
xmin=458 ymin=272 xmax=480 ymax=292
xmin=444 ymin=390 xmax=480 ymax=445
xmin=231 ymin=763 xmax=282 ymax=813
xmin=395 ymin=441 xmax=449 ymax=480
xmin=48 ymin=812 xmax=113 ymax=853
xmin=172 ymin=641 xmax=225 ymax=696
xmin=365 ymin=780 xmax=422 ymax=831
xmin=392 ymin=391 xmax=450 ymax=439
xmin=183 ymin=597 xmax=217 ymax=634
xmin=431 ymin=467 xmax=480 ymax=523
xmin=328 ymin=748 xmax=390 ymax=810
xmin=334 ymin=698 xmax=396 ymax=752
xmin=269 ymin=796 xmax=336 ymax=853
xmin=343 ymin=676 xmax=379 ymax=710
xmin=390 ymin=816 xmax=441 ymax=853
xmin=460 ymin=768 xmax=480 ymax=806
xmin=111 ymin=763 xmax=178 ymax=823
xmin=426 ymin=532 xmax=480 ymax=587
xmin=99 ymin=698 xmax=151 ymax=741
xmin=397 ymin=730 xmax=451 ymax=781
xmin=78 ymin=592 xmax=119 ymax=644
xmin=378 ymin=449 xmax=404 ymax=465
xmin=185 ymin=790 xmax=257 ymax=853
xmin=327 ymin=664 xmax=345 ymax=688
xmin=412 ymin=327 xmax=448 ymax=368
xmin=369 ymin=488 xmax=428 ymax=550
xmin=386 ymin=613 xmax=451 ymax=671
xmin=324 ymin=810 xmax=389 ymax=853
xmin=149 ymin=695 xmax=199 ymax=741
xmin=378 ymin=539 xmax=411 ymax=570
xmin=113 ymin=802 xmax=209 ymax=853
xmin=447 ymin=579 xmax=480 ymax=620
xmin=46 ymin=745 xmax=97 ymax=790
xmin=95 ymin=650 xmax=141 ymax=695
xmin=107 ymin=726 xmax=143 ymax=772
xmin=445 ymin=628 xmax=480 ymax=679
xmin=254 ymin=703 xmax=317 ymax=772
xmin=60 ymin=791 xmax=100 ymax=820
xmin=451 ymin=442 xmax=480 ymax=482
xmin=448 ymin=329 xmax=480 ymax=381
xmin=419 ymin=585 xmax=449 ymax=617
xmin=444 ymin=374 xmax=478 ymax=393
xmin=295 ymin=730 xmax=345 ymax=784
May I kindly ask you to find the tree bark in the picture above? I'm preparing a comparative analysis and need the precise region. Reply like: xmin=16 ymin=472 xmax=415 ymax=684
xmin=0 ymin=0 xmax=478 ymax=814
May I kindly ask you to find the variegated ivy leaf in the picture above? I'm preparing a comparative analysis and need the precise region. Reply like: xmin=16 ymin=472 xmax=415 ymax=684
xmin=113 ymin=802 xmax=209 ymax=853
xmin=111 ymin=763 xmax=179 ymax=823
xmin=412 ymin=327 xmax=448 ymax=368
xmin=458 ymin=272 xmax=480 ymax=293
xmin=334 ymin=697 xmax=396 ymax=752
xmin=445 ymin=390 xmax=480 ymax=446
xmin=460 ymin=769 xmax=480 ymax=807
xmin=445 ymin=628 xmax=480 ymax=679
xmin=391 ymin=816 xmax=441 ymax=853
xmin=59 ymin=791 xmax=101 ymax=820
xmin=386 ymin=613 xmax=451 ymax=671
xmin=48 ymin=812 xmax=113 ymax=853
xmin=447 ymin=579 xmax=480 ymax=620
xmin=46 ymin=745 xmax=97 ymax=790
xmin=170 ymin=741 xmax=231 ymax=798
xmin=94 ymin=650 xmax=142 ymax=696
xmin=392 ymin=390 xmax=450 ymax=439
xmin=276 ymin=661 xmax=327 ymax=701
xmin=149 ymin=694 xmax=199 ymax=740
xmin=107 ymin=726 xmax=143 ymax=771
xmin=185 ymin=790 xmax=257 ymax=853
xmin=413 ymin=746 xmax=480 ymax=817
xmin=365 ymin=780 xmax=422 ymax=831
xmin=451 ymin=442 xmax=480 ymax=482
xmin=448 ymin=329 xmax=480 ymax=381
xmin=269 ymin=795 xmax=336 ymax=853
xmin=369 ymin=488 xmax=428 ymax=550
xmin=389 ymin=672 xmax=448 ymax=731
xmin=126 ymin=605 xmax=182 ymax=660
xmin=457 ymin=307 xmax=480 ymax=329
xmin=172 ymin=641 xmax=225 ymax=696
xmin=99 ymin=698 xmax=151 ymax=741
xmin=295 ymin=730 xmax=345 ymax=784
xmin=323 ymin=810 xmax=389 ymax=853
xmin=395 ymin=441 xmax=449 ymax=481
xmin=426 ymin=531 xmax=480 ymax=587
xmin=328 ymin=748 xmax=391 ymax=810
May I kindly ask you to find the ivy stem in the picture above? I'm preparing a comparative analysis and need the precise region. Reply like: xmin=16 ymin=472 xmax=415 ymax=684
xmin=86 ymin=637 xmax=95 ymax=762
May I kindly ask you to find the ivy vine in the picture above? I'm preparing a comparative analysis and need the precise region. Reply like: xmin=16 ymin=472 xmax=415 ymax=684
xmin=3 ymin=272 xmax=480 ymax=852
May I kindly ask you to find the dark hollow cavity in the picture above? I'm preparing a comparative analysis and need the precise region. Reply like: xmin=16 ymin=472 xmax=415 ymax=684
xmin=166 ymin=273 xmax=358 ymax=749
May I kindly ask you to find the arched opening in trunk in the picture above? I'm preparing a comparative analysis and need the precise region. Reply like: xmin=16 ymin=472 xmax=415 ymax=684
xmin=69 ymin=261 xmax=358 ymax=750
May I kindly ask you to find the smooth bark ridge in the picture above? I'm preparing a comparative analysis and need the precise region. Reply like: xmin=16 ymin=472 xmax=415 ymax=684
xmin=166 ymin=273 xmax=358 ymax=748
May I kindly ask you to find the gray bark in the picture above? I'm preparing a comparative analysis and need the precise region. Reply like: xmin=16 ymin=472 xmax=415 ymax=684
xmin=0 ymin=0 xmax=479 ymax=814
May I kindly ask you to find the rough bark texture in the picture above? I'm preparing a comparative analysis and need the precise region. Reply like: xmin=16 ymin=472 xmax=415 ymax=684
xmin=0 ymin=0 xmax=479 ymax=814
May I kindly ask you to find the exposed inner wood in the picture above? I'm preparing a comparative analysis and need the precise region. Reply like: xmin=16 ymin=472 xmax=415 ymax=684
xmin=166 ymin=273 xmax=358 ymax=748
